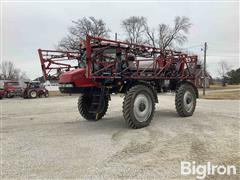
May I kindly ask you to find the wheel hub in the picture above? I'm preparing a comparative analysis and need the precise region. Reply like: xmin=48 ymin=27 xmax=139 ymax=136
xmin=133 ymin=93 xmax=152 ymax=122
xmin=183 ymin=91 xmax=194 ymax=112
xmin=31 ymin=91 xmax=37 ymax=97
xmin=139 ymin=102 xmax=146 ymax=112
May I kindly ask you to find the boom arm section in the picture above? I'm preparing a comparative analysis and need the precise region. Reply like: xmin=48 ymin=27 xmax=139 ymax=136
xmin=38 ymin=49 xmax=82 ymax=81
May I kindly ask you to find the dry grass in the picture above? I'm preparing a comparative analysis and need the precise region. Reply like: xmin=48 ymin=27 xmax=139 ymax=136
xmin=49 ymin=91 xmax=79 ymax=97
xmin=204 ymin=84 xmax=240 ymax=91
xmin=49 ymin=91 xmax=63 ymax=96
xmin=200 ymin=90 xmax=240 ymax=100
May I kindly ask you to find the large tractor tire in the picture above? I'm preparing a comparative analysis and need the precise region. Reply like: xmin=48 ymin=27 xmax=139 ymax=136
xmin=44 ymin=91 xmax=49 ymax=98
xmin=6 ymin=92 xmax=14 ymax=98
xmin=28 ymin=90 xmax=38 ymax=99
xmin=78 ymin=93 xmax=109 ymax=121
xmin=123 ymin=84 xmax=155 ymax=129
xmin=39 ymin=91 xmax=48 ymax=98
xmin=175 ymin=83 xmax=196 ymax=117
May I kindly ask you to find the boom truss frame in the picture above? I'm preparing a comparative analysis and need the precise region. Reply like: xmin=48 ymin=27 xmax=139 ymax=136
xmin=38 ymin=35 xmax=198 ymax=81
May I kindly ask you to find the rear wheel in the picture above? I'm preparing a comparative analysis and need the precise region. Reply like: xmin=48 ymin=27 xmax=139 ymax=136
xmin=28 ymin=90 xmax=37 ymax=98
xmin=175 ymin=83 xmax=196 ymax=117
xmin=123 ymin=85 xmax=155 ymax=129
xmin=6 ymin=92 xmax=14 ymax=98
xmin=78 ymin=92 xmax=109 ymax=121
xmin=38 ymin=92 xmax=44 ymax=98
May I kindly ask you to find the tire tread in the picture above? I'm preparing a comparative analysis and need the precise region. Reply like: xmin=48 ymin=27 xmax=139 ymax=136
xmin=123 ymin=84 xmax=155 ymax=129
xmin=175 ymin=84 xmax=196 ymax=117
xmin=78 ymin=94 xmax=108 ymax=121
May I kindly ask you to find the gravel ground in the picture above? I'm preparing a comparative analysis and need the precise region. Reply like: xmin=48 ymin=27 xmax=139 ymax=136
xmin=1 ymin=94 xmax=240 ymax=179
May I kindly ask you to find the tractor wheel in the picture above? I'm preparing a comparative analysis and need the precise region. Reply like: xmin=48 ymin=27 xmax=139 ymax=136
xmin=6 ymin=92 xmax=14 ymax=98
xmin=78 ymin=93 xmax=109 ymax=121
xmin=22 ymin=91 xmax=28 ymax=99
xmin=44 ymin=91 xmax=49 ymax=98
xmin=175 ymin=83 xmax=196 ymax=117
xmin=28 ymin=90 xmax=38 ymax=99
xmin=123 ymin=85 xmax=155 ymax=129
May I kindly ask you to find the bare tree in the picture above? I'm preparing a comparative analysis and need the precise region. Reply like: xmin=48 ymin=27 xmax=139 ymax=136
xmin=143 ymin=16 xmax=191 ymax=51
xmin=19 ymin=71 xmax=29 ymax=81
xmin=0 ymin=61 xmax=29 ymax=80
xmin=144 ymin=25 xmax=156 ymax=47
xmin=157 ymin=16 xmax=192 ymax=51
xmin=218 ymin=60 xmax=231 ymax=86
xmin=58 ymin=17 xmax=111 ymax=51
xmin=121 ymin=16 xmax=147 ymax=44
xmin=0 ymin=61 xmax=20 ymax=80
xmin=58 ymin=35 xmax=81 ymax=51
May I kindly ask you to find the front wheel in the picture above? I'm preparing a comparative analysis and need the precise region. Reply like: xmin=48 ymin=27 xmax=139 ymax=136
xmin=28 ymin=90 xmax=37 ymax=98
xmin=78 ymin=93 xmax=109 ymax=121
xmin=6 ymin=92 xmax=14 ymax=98
xmin=175 ymin=83 xmax=197 ymax=117
xmin=123 ymin=85 xmax=155 ymax=129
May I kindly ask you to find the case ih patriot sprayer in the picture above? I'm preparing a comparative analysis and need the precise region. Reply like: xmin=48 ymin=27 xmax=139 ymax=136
xmin=38 ymin=35 xmax=199 ymax=128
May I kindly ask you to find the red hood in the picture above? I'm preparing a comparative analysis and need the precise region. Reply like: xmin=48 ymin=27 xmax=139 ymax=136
xmin=59 ymin=68 xmax=86 ymax=83
xmin=59 ymin=68 xmax=97 ymax=87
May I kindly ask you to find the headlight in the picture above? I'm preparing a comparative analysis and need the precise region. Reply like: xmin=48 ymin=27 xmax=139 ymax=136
xmin=60 ymin=83 xmax=73 ymax=88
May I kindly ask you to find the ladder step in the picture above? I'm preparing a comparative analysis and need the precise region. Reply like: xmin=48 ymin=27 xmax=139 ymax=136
xmin=93 ymin=94 xmax=101 ymax=97
xmin=92 ymin=102 xmax=99 ymax=105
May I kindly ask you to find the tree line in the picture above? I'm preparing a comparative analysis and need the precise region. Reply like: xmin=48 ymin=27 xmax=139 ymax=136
xmin=58 ymin=16 xmax=192 ymax=52
xmin=0 ymin=61 xmax=28 ymax=80
xmin=217 ymin=61 xmax=240 ymax=85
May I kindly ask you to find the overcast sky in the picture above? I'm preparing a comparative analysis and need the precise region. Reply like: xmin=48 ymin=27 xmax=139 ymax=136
xmin=2 ymin=1 xmax=239 ymax=79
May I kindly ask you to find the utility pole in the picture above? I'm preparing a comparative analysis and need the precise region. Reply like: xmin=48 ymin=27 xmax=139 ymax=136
xmin=203 ymin=42 xmax=207 ymax=95
xmin=115 ymin=33 xmax=118 ymax=41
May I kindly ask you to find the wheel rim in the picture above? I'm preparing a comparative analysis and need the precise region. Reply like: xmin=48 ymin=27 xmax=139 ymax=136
xmin=183 ymin=91 xmax=194 ymax=112
xmin=31 ymin=91 xmax=37 ymax=98
xmin=133 ymin=93 xmax=152 ymax=122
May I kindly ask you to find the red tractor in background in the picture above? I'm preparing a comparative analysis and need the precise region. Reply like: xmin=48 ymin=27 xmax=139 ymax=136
xmin=0 ymin=80 xmax=49 ymax=99
xmin=22 ymin=81 xmax=49 ymax=99
xmin=3 ymin=81 xmax=23 ymax=98
xmin=38 ymin=35 xmax=199 ymax=129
